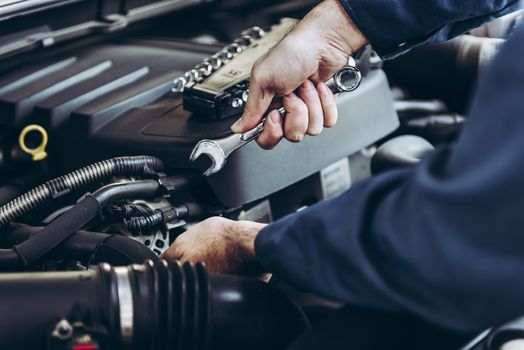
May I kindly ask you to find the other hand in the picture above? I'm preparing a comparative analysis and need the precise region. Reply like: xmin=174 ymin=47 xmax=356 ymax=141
xmin=161 ymin=217 xmax=266 ymax=275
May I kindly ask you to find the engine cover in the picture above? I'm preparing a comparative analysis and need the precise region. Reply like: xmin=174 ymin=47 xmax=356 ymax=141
xmin=0 ymin=37 xmax=398 ymax=207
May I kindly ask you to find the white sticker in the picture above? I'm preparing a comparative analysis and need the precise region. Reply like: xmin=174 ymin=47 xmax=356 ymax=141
xmin=320 ymin=158 xmax=352 ymax=200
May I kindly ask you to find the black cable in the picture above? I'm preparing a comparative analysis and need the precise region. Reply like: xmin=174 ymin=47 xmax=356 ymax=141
xmin=125 ymin=210 xmax=167 ymax=235
xmin=92 ymin=180 xmax=161 ymax=207
xmin=0 ymin=179 xmax=163 ymax=268
xmin=90 ymin=235 xmax=159 ymax=265
xmin=2 ymin=223 xmax=158 ymax=265
xmin=123 ymin=202 xmax=208 ymax=235
xmin=0 ymin=156 xmax=163 ymax=228
xmin=124 ymin=207 xmax=178 ymax=235
xmin=107 ymin=203 xmax=153 ymax=220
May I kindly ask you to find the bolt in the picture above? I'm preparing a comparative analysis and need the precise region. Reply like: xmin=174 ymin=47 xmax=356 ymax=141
xmin=231 ymin=98 xmax=244 ymax=109
xmin=172 ymin=77 xmax=187 ymax=93
xmin=242 ymin=90 xmax=249 ymax=103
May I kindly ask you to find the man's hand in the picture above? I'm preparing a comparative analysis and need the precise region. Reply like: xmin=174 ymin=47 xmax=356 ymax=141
xmin=231 ymin=0 xmax=367 ymax=149
xmin=161 ymin=217 xmax=266 ymax=275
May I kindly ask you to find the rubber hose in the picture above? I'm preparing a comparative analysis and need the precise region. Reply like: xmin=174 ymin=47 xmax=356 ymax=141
xmin=92 ymin=235 xmax=159 ymax=265
xmin=0 ymin=260 xmax=310 ymax=350
xmin=125 ymin=203 xmax=204 ymax=235
xmin=0 ymin=180 xmax=161 ymax=268
xmin=0 ymin=156 xmax=163 ymax=228
xmin=2 ymin=223 xmax=158 ymax=265
xmin=125 ymin=211 xmax=165 ymax=235
xmin=93 ymin=180 xmax=160 ymax=207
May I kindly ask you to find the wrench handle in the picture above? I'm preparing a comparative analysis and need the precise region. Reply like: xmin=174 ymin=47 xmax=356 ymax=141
xmin=238 ymin=65 xmax=361 ymax=142
xmin=240 ymin=119 xmax=268 ymax=142
xmin=239 ymin=107 xmax=286 ymax=142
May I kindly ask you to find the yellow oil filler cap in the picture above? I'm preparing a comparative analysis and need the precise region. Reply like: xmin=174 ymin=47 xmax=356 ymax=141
xmin=18 ymin=124 xmax=48 ymax=161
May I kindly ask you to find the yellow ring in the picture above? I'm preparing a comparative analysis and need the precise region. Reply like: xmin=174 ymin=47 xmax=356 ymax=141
xmin=18 ymin=124 xmax=48 ymax=161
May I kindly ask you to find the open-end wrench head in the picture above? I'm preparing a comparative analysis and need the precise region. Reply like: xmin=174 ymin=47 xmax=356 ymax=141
xmin=189 ymin=139 xmax=227 ymax=176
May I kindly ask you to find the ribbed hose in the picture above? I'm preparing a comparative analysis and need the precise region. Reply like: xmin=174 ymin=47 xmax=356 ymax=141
xmin=125 ymin=212 xmax=165 ymax=235
xmin=0 ymin=261 xmax=310 ymax=350
xmin=0 ymin=156 xmax=163 ymax=228
xmin=2 ymin=180 xmax=162 ymax=268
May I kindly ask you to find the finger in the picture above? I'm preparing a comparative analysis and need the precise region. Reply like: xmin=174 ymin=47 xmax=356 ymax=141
xmin=297 ymin=80 xmax=323 ymax=136
xmin=257 ymin=109 xmax=284 ymax=149
xmin=316 ymin=82 xmax=338 ymax=127
xmin=231 ymin=65 xmax=275 ymax=133
xmin=283 ymin=93 xmax=308 ymax=142
xmin=160 ymin=244 xmax=183 ymax=261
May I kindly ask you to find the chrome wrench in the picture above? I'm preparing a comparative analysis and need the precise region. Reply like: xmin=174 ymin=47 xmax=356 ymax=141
xmin=190 ymin=64 xmax=362 ymax=176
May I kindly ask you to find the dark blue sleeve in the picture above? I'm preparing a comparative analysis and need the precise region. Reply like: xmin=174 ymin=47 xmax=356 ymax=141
xmin=339 ymin=0 xmax=521 ymax=59
xmin=255 ymin=24 xmax=524 ymax=333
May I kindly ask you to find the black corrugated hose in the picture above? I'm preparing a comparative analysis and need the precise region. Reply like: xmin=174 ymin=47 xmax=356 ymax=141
xmin=2 ymin=224 xmax=159 ymax=265
xmin=0 ymin=156 xmax=163 ymax=228
xmin=0 ymin=179 xmax=164 ymax=268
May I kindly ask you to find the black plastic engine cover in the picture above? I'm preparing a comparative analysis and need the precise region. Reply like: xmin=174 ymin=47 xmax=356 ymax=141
xmin=0 ymin=39 xmax=218 ymax=128
xmin=0 ymin=37 xmax=398 ymax=207
xmin=76 ymin=70 xmax=399 ymax=207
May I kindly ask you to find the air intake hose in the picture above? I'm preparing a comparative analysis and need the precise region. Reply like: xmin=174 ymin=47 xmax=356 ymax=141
xmin=0 ymin=260 xmax=310 ymax=350
xmin=0 ymin=156 xmax=163 ymax=228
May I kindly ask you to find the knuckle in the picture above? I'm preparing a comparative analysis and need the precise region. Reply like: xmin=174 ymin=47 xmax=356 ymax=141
xmin=290 ymin=103 xmax=307 ymax=117
xmin=204 ymin=216 xmax=225 ymax=227
xmin=250 ymin=64 xmax=266 ymax=85
xmin=297 ymin=102 xmax=308 ymax=114
xmin=285 ymin=116 xmax=308 ymax=135
xmin=300 ymin=80 xmax=314 ymax=93
xmin=242 ymin=103 xmax=259 ymax=120
xmin=163 ymin=247 xmax=180 ymax=261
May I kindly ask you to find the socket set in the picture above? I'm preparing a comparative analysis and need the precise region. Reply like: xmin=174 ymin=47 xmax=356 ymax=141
xmin=177 ymin=18 xmax=298 ymax=120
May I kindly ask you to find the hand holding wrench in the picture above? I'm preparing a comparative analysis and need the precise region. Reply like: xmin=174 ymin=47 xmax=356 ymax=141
xmin=190 ymin=64 xmax=363 ymax=176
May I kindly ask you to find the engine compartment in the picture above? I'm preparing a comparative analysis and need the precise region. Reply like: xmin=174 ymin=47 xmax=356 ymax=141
xmin=0 ymin=0 xmax=505 ymax=349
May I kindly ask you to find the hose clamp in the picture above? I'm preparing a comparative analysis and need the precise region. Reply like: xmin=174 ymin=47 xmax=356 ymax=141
xmin=115 ymin=267 xmax=134 ymax=346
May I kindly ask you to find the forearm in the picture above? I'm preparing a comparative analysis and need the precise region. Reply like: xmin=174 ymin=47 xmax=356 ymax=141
xmin=256 ymin=23 xmax=524 ymax=333
xmin=339 ymin=0 xmax=521 ymax=59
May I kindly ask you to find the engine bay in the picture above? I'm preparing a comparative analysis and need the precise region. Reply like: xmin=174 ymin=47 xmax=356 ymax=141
xmin=0 ymin=0 xmax=510 ymax=349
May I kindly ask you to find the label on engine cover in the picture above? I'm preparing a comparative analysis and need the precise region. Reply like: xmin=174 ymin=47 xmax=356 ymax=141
xmin=238 ymin=200 xmax=273 ymax=223
xmin=320 ymin=158 xmax=351 ymax=200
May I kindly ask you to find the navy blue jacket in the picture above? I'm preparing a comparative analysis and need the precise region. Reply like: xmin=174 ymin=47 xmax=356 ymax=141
xmin=341 ymin=0 xmax=521 ymax=59
xmin=255 ymin=0 xmax=524 ymax=334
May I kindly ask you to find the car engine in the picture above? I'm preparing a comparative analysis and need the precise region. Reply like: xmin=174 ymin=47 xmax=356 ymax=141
xmin=0 ymin=0 xmax=514 ymax=349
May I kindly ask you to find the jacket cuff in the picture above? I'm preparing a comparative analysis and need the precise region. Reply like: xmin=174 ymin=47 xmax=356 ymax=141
xmin=254 ymin=216 xmax=288 ymax=272
xmin=338 ymin=0 xmax=431 ymax=59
